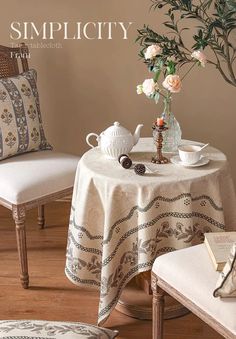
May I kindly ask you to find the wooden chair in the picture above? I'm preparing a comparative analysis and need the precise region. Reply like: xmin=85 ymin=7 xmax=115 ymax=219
xmin=0 ymin=44 xmax=80 ymax=289
xmin=152 ymin=244 xmax=236 ymax=339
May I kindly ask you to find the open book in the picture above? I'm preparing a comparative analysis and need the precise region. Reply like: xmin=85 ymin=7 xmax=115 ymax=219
xmin=204 ymin=232 xmax=236 ymax=271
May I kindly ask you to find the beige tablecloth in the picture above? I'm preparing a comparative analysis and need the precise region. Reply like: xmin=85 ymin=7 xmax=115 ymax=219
xmin=65 ymin=138 xmax=236 ymax=325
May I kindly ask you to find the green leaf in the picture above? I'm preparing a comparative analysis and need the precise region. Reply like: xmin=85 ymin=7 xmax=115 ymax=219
xmin=166 ymin=60 xmax=176 ymax=74
xmin=154 ymin=69 xmax=161 ymax=81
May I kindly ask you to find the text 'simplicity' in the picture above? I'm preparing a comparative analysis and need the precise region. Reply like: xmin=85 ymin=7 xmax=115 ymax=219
xmin=10 ymin=22 xmax=133 ymax=40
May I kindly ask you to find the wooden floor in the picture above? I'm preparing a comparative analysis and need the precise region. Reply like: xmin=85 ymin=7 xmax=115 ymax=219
xmin=0 ymin=202 xmax=223 ymax=339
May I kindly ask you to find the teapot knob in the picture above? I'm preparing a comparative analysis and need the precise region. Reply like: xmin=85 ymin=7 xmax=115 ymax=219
xmin=114 ymin=122 xmax=120 ymax=126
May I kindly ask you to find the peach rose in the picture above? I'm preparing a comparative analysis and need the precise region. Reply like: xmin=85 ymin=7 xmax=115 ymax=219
xmin=142 ymin=79 xmax=158 ymax=96
xmin=191 ymin=50 xmax=207 ymax=67
xmin=144 ymin=44 xmax=162 ymax=60
xmin=162 ymin=74 xmax=181 ymax=93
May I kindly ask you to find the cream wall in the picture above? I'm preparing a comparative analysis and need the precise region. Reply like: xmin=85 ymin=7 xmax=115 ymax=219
xmin=0 ymin=0 xmax=236 ymax=184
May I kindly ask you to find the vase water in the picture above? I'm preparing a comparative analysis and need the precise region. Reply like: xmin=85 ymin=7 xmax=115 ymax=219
xmin=158 ymin=96 xmax=181 ymax=153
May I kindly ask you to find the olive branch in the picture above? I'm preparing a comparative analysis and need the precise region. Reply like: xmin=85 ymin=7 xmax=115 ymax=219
xmin=137 ymin=0 xmax=236 ymax=87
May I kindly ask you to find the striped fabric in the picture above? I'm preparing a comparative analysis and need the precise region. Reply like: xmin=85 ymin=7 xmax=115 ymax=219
xmin=0 ymin=69 xmax=52 ymax=160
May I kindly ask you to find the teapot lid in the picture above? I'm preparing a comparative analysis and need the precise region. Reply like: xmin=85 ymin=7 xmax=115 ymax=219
xmin=103 ymin=122 xmax=131 ymax=137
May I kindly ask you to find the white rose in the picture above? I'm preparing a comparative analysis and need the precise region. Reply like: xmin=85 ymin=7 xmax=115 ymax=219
xmin=162 ymin=74 xmax=181 ymax=93
xmin=144 ymin=44 xmax=162 ymax=60
xmin=191 ymin=50 xmax=207 ymax=67
xmin=142 ymin=79 xmax=158 ymax=96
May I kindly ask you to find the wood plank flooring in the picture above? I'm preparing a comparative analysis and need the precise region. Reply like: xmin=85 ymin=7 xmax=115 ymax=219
xmin=0 ymin=202 xmax=223 ymax=339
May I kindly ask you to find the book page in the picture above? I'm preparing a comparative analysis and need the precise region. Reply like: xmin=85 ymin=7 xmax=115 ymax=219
xmin=206 ymin=233 xmax=236 ymax=262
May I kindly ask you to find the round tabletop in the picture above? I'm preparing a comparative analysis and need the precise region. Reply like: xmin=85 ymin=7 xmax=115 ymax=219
xmin=81 ymin=138 xmax=227 ymax=186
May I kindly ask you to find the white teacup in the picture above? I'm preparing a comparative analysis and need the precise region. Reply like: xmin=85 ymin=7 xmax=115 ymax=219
xmin=178 ymin=145 xmax=202 ymax=165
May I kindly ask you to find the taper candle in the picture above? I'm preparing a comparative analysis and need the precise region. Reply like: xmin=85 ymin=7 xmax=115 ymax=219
xmin=156 ymin=117 xmax=164 ymax=126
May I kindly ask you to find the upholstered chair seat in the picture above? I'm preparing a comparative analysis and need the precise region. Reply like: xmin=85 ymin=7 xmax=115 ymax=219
xmin=0 ymin=320 xmax=118 ymax=338
xmin=152 ymin=244 xmax=236 ymax=339
xmin=0 ymin=151 xmax=79 ymax=204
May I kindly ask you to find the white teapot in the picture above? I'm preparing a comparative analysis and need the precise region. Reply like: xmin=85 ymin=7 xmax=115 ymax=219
xmin=86 ymin=121 xmax=143 ymax=159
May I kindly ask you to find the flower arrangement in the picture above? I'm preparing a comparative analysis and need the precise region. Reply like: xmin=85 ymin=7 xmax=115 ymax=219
xmin=136 ymin=0 xmax=236 ymax=151
xmin=137 ymin=0 xmax=236 ymax=101
xmin=136 ymin=42 xmax=207 ymax=151
xmin=136 ymin=44 xmax=206 ymax=109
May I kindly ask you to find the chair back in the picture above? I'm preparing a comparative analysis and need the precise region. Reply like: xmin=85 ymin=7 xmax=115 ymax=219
xmin=0 ymin=43 xmax=29 ymax=78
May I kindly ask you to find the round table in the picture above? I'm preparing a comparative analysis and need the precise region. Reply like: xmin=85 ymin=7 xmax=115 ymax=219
xmin=65 ymin=138 xmax=236 ymax=325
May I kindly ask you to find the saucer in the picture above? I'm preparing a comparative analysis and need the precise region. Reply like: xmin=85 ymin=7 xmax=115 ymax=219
xmin=170 ymin=155 xmax=210 ymax=167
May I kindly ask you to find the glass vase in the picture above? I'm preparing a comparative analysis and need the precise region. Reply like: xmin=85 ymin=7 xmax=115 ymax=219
xmin=153 ymin=96 xmax=182 ymax=153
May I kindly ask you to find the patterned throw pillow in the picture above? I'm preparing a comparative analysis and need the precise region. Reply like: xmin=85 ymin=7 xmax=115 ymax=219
xmin=0 ymin=320 xmax=118 ymax=339
xmin=0 ymin=69 xmax=52 ymax=160
xmin=214 ymin=242 xmax=236 ymax=298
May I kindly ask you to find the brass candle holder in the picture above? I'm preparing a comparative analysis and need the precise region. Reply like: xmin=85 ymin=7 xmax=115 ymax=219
xmin=151 ymin=121 xmax=169 ymax=164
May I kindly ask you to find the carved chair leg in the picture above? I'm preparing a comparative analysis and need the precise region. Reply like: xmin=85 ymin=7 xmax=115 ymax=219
xmin=152 ymin=274 xmax=165 ymax=339
xmin=38 ymin=205 xmax=45 ymax=229
xmin=12 ymin=206 xmax=29 ymax=289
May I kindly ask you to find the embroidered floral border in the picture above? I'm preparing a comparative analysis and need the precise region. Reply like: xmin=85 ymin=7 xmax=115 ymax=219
xmin=66 ymin=192 xmax=226 ymax=324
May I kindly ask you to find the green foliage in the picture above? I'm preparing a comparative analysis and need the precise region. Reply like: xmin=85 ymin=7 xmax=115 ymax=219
xmin=227 ymin=0 xmax=236 ymax=9
xmin=137 ymin=0 xmax=236 ymax=87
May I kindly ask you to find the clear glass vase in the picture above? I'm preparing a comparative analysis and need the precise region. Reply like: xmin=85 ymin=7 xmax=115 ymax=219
xmin=153 ymin=96 xmax=182 ymax=153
